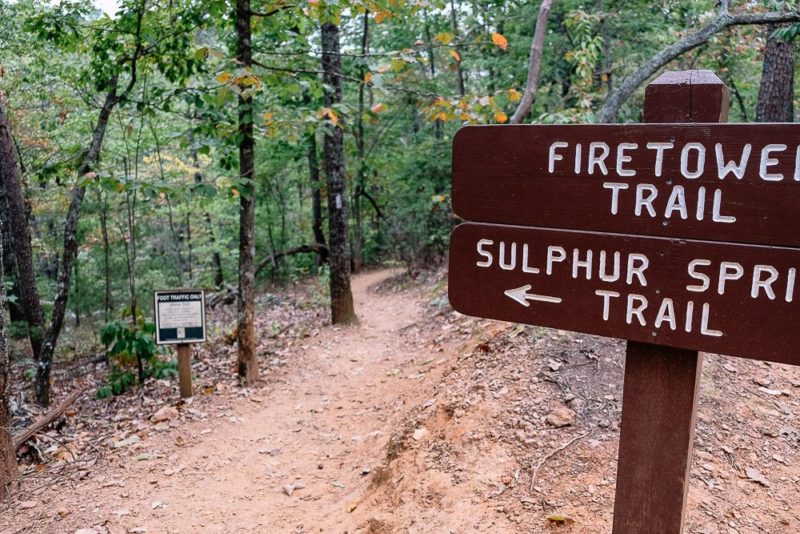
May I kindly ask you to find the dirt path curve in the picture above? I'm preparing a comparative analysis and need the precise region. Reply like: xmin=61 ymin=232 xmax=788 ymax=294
xmin=70 ymin=268 xmax=439 ymax=534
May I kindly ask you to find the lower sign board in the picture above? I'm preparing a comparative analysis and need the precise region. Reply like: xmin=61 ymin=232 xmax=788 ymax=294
xmin=448 ymin=222 xmax=800 ymax=365
xmin=154 ymin=290 xmax=206 ymax=345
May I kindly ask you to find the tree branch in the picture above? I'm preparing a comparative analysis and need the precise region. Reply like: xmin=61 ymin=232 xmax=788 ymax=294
xmin=596 ymin=8 xmax=800 ymax=123
xmin=510 ymin=0 xmax=554 ymax=124
xmin=254 ymin=244 xmax=329 ymax=276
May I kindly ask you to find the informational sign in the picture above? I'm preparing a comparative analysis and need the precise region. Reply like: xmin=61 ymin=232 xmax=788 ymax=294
xmin=154 ymin=290 xmax=206 ymax=345
xmin=449 ymin=223 xmax=800 ymax=365
xmin=452 ymin=124 xmax=800 ymax=247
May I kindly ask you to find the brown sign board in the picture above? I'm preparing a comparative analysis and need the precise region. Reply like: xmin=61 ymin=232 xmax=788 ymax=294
xmin=448 ymin=222 xmax=800 ymax=365
xmin=452 ymin=124 xmax=800 ymax=247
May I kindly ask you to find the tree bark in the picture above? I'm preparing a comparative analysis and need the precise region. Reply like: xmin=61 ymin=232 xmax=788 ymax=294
xmin=510 ymin=0 xmax=554 ymax=124
xmin=321 ymin=21 xmax=358 ymax=325
xmin=0 ymin=204 xmax=18 ymax=499
xmin=99 ymin=192 xmax=112 ymax=322
xmin=235 ymin=0 xmax=259 ymax=384
xmin=596 ymin=7 xmax=800 ymax=123
xmin=756 ymin=23 xmax=795 ymax=122
xmin=307 ymin=132 xmax=328 ymax=265
xmin=0 ymin=102 xmax=46 ymax=364
xmin=449 ymin=0 xmax=466 ymax=96
xmin=353 ymin=12 xmax=369 ymax=274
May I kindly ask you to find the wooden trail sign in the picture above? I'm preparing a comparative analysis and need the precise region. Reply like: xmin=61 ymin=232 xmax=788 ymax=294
xmin=452 ymin=123 xmax=800 ymax=247
xmin=154 ymin=289 xmax=207 ymax=398
xmin=449 ymin=223 xmax=800 ymax=365
xmin=447 ymin=70 xmax=789 ymax=533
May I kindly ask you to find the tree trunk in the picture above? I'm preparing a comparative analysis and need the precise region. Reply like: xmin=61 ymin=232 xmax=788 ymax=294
xmin=0 ymin=213 xmax=17 ymax=499
xmin=37 ymin=80 xmax=120 ymax=406
xmin=509 ymin=0 xmax=554 ymax=124
xmin=321 ymin=21 xmax=358 ymax=325
xmin=449 ymin=0 xmax=466 ymax=96
xmin=0 ymin=102 xmax=45 ymax=364
xmin=423 ymin=10 xmax=443 ymax=139
xmin=99 ymin=192 xmax=112 ymax=322
xmin=307 ymin=132 xmax=328 ymax=266
xmin=235 ymin=0 xmax=259 ymax=384
xmin=756 ymin=23 xmax=795 ymax=122
xmin=353 ymin=12 xmax=369 ymax=274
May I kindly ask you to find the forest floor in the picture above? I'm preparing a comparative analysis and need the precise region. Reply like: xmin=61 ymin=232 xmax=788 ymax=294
xmin=3 ymin=267 xmax=800 ymax=533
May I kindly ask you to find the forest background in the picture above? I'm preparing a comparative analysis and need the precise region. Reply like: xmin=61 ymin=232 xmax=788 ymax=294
xmin=1 ymin=0 xmax=799 ymax=494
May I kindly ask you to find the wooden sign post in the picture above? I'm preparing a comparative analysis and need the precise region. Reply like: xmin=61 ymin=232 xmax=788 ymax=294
xmin=154 ymin=289 xmax=207 ymax=399
xmin=448 ymin=70 xmax=799 ymax=532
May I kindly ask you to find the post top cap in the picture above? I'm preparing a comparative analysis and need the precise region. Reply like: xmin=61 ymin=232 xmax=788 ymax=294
xmin=649 ymin=70 xmax=724 ymax=86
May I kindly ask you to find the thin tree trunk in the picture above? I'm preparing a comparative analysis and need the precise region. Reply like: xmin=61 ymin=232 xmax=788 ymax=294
xmin=36 ymin=79 xmax=121 ymax=405
xmin=756 ymin=22 xmax=795 ymax=122
xmin=188 ymin=126 xmax=224 ymax=288
xmin=0 ymin=102 xmax=46 ymax=364
xmin=72 ymin=259 xmax=80 ymax=328
xmin=510 ymin=0 xmax=554 ymax=124
xmin=99 ymin=192 xmax=112 ymax=323
xmin=0 ymin=185 xmax=22 ymax=323
xmin=321 ymin=21 xmax=357 ymax=325
xmin=307 ymin=132 xmax=328 ymax=266
xmin=353 ymin=12 xmax=369 ymax=274
xmin=449 ymin=0 xmax=466 ymax=96
xmin=423 ymin=10 xmax=442 ymax=139
xmin=236 ymin=0 xmax=259 ymax=384
xmin=0 ymin=215 xmax=17 ymax=499
xmin=596 ymin=7 xmax=800 ymax=123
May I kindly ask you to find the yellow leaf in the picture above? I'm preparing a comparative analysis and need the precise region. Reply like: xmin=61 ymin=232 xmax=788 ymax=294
xmin=364 ymin=71 xmax=373 ymax=83
xmin=375 ymin=10 xmax=389 ymax=23
xmin=434 ymin=32 xmax=453 ymax=45
xmin=494 ymin=111 xmax=508 ymax=123
xmin=449 ymin=49 xmax=461 ymax=62
xmin=491 ymin=32 xmax=508 ymax=50
xmin=508 ymin=88 xmax=522 ymax=102
xmin=231 ymin=187 xmax=240 ymax=196
xmin=436 ymin=111 xmax=447 ymax=121
xmin=216 ymin=72 xmax=232 ymax=84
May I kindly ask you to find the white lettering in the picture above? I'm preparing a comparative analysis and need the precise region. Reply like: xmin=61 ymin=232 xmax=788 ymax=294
xmin=760 ymin=144 xmax=786 ymax=181
xmin=751 ymin=265 xmax=778 ymax=300
xmin=616 ymin=143 xmax=638 ymax=177
xmin=700 ymin=303 xmax=723 ymax=337
xmin=626 ymin=294 xmax=648 ymax=326
xmin=548 ymin=141 xmax=568 ymax=173
xmin=476 ymin=239 xmax=493 ymax=267
xmin=634 ymin=184 xmax=658 ymax=217
xmin=572 ymin=248 xmax=593 ymax=280
xmin=654 ymin=298 xmax=677 ymax=331
xmin=603 ymin=182 xmax=629 ymax=215
xmin=522 ymin=244 xmax=540 ymax=274
xmin=681 ymin=142 xmax=706 ymax=179
xmin=595 ymin=290 xmax=620 ymax=321
xmin=664 ymin=185 xmax=688 ymax=219
xmin=546 ymin=246 xmax=567 ymax=275
xmin=647 ymin=142 xmax=674 ymax=177
xmin=499 ymin=242 xmax=516 ymax=271
xmin=599 ymin=251 xmax=621 ymax=282
xmin=588 ymin=142 xmax=610 ymax=175
xmin=715 ymin=143 xmax=751 ymax=179
xmin=711 ymin=189 xmax=736 ymax=223
xmin=626 ymin=253 xmax=649 ymax=286
xmin=687 ymin=259 xmax=711 ymax=292
xmin=717 ymin=261 xmax=744 ymax=295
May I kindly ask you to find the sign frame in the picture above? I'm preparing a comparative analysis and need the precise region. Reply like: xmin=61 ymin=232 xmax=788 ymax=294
xmin=153 ymin=289 xmax=207 ymax=345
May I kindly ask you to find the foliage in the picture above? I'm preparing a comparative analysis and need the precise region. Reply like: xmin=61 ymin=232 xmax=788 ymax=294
xmin=98 ymin=315 xmax=168 ymax=396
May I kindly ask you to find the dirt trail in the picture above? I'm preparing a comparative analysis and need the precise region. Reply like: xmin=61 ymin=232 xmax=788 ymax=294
xmin=10 ymin=268 xmax=455 ymax=533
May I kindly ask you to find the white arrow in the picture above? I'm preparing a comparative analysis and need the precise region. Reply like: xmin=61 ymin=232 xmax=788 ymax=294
xmin=504 ymin=284 xmax=562 ymax=307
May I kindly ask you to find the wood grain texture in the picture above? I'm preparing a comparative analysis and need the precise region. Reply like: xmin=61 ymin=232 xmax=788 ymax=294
xmin=177 ymin=344 xmax=193 ymax=399
xmin=448 ymin=222 xmax=800 ymax=365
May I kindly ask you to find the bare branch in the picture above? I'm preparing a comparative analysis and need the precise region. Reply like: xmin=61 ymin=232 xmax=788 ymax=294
xmin=597 ymin=8 xmax=800 ymax=123
xmin=509 ymin=0 xmax=554 ymax=124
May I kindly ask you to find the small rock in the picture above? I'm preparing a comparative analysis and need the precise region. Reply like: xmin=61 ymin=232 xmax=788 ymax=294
xmin=545 ymin=405 xmax=576 ymax=428
xmin=283 ymin=483 xmax=305 ymax=496
xmin=74 ymin=529 xmax=100 ymax=534
xmin=745 ymin=467 xmax=770 ymax=487
xmin=758 ymin=387 xmax=785 ymax=397
xmin=19 ymin=501 xmax=38 ymax=509
xmin=57 ymin=508 xmax=70 ymax=518
xmin=412 ymin=427 xmax=429 ymax=441
xmin=152 ymin=406 xmax=179 ymax=423
xmin=113 ymin=435 xmax=140 ymax=448
xmin=360 ymin=466 xmax=371 ymax=475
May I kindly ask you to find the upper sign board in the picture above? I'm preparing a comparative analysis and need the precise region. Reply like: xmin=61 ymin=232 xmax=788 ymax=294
xmin=449 ymin=223 xmax=800 ymax=365
xmin=154 ymin=290 xmax=206 ymax=345
xmin=452 ymin=124 xmax=800 ymax=247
